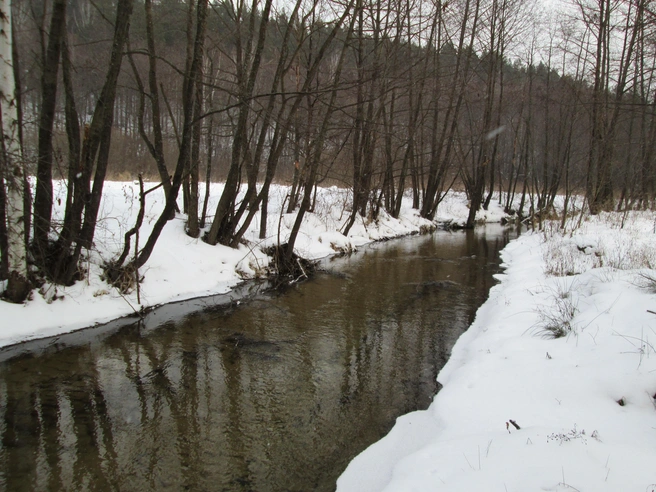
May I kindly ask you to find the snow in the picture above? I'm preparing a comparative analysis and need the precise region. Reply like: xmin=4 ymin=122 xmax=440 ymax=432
xmin=338 ymin=212 xmax=656 ymax=492
xmin=0 ymin=181 xmax=506 ymax=348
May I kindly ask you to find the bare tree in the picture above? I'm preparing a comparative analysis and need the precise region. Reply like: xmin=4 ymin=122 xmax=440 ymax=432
xmin=577 ymin=0 xmax=642 ymax=213
xmin=205 ymin=0 xmax=275 ymax=246
xmin=281 ymin=0 xmax=358 ymax=272
xmin=46 ymin=0 xmax=135 ymax=284
xmin=127 ymin=0 xmax=178 ymax=216
xmin=107 ymin=0 xmax=210 ymax=286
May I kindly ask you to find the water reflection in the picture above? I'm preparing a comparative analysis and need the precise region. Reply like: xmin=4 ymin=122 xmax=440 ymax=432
xmin=0 ymin=226 xmax=515 ymax=491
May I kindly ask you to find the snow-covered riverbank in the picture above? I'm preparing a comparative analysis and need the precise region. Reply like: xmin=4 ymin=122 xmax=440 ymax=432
xmin=338 ymin=212 xmax=656 ymax=491
xmin=0 ymin=181 xmax=507 ymax=348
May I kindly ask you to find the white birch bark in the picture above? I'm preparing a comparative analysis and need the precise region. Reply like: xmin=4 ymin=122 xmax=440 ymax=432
xmin=0 ymin=0 xmax=28 ymax=297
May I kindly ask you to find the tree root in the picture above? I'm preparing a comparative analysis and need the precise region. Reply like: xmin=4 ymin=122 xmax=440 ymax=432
xmin=103 ymin=262 xmax=142 ymax=294
xmin=265 ymin=244 xmax=317 ymax=280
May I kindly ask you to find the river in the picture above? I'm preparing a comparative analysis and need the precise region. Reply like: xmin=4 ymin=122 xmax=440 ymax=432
xmin=0 ymin=225 xmax=516 ymax=491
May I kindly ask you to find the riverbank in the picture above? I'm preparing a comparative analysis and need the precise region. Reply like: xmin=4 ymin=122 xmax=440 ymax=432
xmin=0 ymin=182 xmax=508 ymax=349
xmin=338 ymin=211 xmax=656 ymax=491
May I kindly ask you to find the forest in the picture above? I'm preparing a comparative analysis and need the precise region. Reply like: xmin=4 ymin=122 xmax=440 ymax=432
xmin=1 ymin=0 xmax=655 ymax=302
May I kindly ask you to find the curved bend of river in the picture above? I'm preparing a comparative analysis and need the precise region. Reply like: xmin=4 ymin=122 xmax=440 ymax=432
xmin=0 ymin=225 xmax=517 ymax=491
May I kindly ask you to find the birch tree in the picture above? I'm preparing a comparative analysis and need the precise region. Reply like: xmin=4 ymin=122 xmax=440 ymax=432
xmin=0 ymin=0 xmax=29 ymax=302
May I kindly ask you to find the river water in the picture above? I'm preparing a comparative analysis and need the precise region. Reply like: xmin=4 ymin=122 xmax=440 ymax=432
xmin=0 ymin=226 xmax=515 ymax=491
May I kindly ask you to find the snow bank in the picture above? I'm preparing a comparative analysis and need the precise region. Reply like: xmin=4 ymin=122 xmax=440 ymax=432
xmin=338 ymin=211 xmax=656 ymax=491
xmin=0 ymin=182 xmax=507 ymax=348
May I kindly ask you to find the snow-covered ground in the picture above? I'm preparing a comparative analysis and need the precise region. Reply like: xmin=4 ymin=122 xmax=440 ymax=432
xmin=338 ymin=211 xmax=656 ymax=492
xmin=0 ymin=181 xmax=507 ymax=348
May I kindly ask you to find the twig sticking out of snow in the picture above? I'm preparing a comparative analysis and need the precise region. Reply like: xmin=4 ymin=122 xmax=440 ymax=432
xmin=506 ymin=420 xmax=521 ymax=432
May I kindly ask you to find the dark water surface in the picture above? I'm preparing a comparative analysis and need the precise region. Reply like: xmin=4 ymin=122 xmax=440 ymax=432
xmin=0 ymin=226 xmax=515 ymax=492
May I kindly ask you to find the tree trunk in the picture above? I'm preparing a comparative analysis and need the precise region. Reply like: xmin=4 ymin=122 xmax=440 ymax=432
xmin=32 ymin=0 xmax=66 ymax=265
xmin=0 ymin=0 xmax=29 ymax=302
xmin=0 ymin=172 xmax=6 ymax=280
xmin=186 ymin=18 xmax=204 ymax=239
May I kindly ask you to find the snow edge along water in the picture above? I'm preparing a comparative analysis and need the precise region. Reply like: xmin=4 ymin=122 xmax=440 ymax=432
xmin=337 ymin=213 xmax=656 ymax=492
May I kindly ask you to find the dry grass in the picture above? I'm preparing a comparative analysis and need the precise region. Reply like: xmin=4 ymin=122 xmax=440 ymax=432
xmin=533 ymin=280 xmax=579 ymax=339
